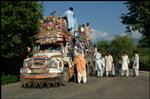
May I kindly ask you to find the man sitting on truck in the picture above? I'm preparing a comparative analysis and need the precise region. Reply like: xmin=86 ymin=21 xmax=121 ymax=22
xmin=26 ymin=46 xmax=33 ymax=58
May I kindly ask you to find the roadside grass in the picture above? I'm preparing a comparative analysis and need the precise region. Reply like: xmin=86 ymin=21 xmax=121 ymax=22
xmin=1 ymin=74 xmax=19 ymax=85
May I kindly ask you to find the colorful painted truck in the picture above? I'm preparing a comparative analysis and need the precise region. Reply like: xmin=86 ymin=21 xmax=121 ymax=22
xmin=20 ymin=16 xmax=75 ymax=87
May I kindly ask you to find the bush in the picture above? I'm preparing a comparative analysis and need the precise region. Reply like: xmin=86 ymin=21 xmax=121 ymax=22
xmin=138 ymin=48 xmax=150 ymax=71
xmin=1 ymin=74 xmax=19 ymax=85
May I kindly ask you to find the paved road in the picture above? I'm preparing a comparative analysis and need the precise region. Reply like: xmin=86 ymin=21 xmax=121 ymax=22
xmin=2 ymin=70 xmax=149 ymax=99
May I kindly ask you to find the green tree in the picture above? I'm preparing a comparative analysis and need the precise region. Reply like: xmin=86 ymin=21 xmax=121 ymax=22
xmin=110 ymin=35 xmax=136 ymax=58
xmin=121 ymin=1 xmax=150 ymax=47
xmin=1 ymin=1 xmax=43 ymax=74
xmin=96 ymin=36 xmax=149 ymax=70
xmin=96 ymin=40 xmax=110 ymax=54
xmin=96 ymin=36 xmax=136 ymax=58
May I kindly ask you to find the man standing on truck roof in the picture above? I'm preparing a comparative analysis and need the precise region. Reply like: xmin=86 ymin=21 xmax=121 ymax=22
xmin=73 ymin=15 xmax=79 ymax=37
xmin=62 ymin=7 xmax=75 ymax=35
xmin=84 ymin=22 xmax=91 ymax=45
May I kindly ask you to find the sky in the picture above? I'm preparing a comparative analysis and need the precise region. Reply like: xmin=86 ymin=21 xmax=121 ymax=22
xmin=43 ymin=1 xmax=142 ymax=43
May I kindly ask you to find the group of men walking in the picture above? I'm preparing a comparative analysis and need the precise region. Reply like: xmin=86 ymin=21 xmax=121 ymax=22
xmin=94 ymin=47 xmax=140 ymax=78
xmin=73 ymin=46 xmax=140 ymax=85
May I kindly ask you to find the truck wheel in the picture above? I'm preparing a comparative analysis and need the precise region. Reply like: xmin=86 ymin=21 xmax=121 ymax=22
xmin=60 ymin=70 xmax=69 ymax=86
xmin=20 ymin=81 xmax=25 ymax=88
xmin=20 ymin=79 xmax=26 ymax=88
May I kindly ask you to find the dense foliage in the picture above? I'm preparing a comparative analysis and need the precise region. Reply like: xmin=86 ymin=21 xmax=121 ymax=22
xmin=121 ymin=1 xmax=150 ymax=47
xmin=120 ymin=1 xmax=150 ymax=70
xmin=1 ymin=1 xmax=43 ymax=75
xmin=96 ymin=36 xmax=136 ymax=58
xmin=1 ymin=74 xmax=18 ymax=85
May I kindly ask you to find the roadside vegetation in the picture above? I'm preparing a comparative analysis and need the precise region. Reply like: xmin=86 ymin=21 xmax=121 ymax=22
xmin=96 ymin=36 xmax=150 ymax=71
xmin=1 ymin=1 xmax=43 ymax=85
xmin=1 ymin=74 xmax=18 ymax=85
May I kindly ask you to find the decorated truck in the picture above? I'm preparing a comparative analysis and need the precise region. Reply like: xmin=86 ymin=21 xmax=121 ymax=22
xmin=20 ymin=16 xmax=75 ymax=87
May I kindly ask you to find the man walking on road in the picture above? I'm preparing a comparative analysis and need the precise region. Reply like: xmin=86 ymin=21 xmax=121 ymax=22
xmin=132 ymin=51 xmax=139 ymax=77
xmin=75 ymin=50 xmax=87 ymax=84
xmin=105 ymin=52 xmax=113 ymax=77
xmin=95 ymin=49 xmax=103 ymax=77
xmin=121 ymin=51 xmax=130 ymax=77
xmin=101 ymin=54 xmax=106 ymax=76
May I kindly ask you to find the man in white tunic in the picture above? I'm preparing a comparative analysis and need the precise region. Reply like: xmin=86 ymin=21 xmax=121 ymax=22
xmin=93 ymin=45 xmax=98 ymax=75
xmin=121 ymin=51 xmax=130 ymax=77
xmin=73 ymin=15 xmax=79 ymax=37
xmin=95 ymin=49 xmax=103 ymax=77
xmin=62 ymin=7 xmax=75 ymax=35
xmin=132 ymin=51 xmax=139 ymax=77
xmin=101 ymin=54 xmax=105 ymax=75
xmin=105 ymin=52 xmax=113 ymax=76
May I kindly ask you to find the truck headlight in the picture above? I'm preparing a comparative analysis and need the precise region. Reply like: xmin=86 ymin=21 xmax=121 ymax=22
xmin=20 ymin=68 xmax=31 ymax=74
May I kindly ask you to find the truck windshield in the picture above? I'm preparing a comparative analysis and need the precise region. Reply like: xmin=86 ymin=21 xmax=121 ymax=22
xmin=39 ymin=44 xmax=61 ymax=51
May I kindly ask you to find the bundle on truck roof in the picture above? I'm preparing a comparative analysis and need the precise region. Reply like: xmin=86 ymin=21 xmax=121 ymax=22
xmin=36 ymin=15 xmax=72 ymax=45
xmin=36 ymin=30 xmax=72 ymax=45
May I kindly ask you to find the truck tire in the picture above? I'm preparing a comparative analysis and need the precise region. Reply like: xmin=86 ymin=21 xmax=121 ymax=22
xmin=20 ymin=79 xmax=26 ymax=88
xmin=60 ymin=69 xmax=69 ymax=86
xmin=20 ymin=81 xmax=25 ymax=88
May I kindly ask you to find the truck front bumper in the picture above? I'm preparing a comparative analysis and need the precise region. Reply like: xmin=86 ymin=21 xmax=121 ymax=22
xmin=20 ymin=73 xmax=62 ymax=79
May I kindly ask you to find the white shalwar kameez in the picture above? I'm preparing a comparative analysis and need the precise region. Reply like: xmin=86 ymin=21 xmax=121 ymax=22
xmin=105 ymin=55 xmax=113 ymax=76
xmin=121 ymin=55 xmax=130 ymax=77
xmin=63 ymin=10 xmax=74 ymax=35
xmin=133 ymin=53 xmax=139 ymax=76
xmin=73 ymin=17 xmax=78 ymax=35
xmin=101 ymin=57 xmax=105 ymax=74
xmin=95 ymin=52 xmax=103 ymax=77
